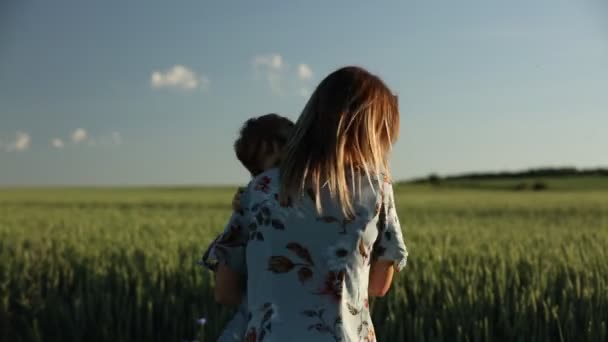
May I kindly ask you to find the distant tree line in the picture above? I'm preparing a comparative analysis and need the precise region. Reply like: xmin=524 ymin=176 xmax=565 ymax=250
xmin=409 ymin=167 xmax=608 ymax=184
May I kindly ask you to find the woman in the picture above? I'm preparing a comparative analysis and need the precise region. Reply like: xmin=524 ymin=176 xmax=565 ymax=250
xmin=215 ymin=66 xmax=408 ymax=341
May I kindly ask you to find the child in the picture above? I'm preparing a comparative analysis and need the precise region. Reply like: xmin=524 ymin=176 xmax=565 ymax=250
xmin=199 ymin=113 xmax=294 ymax=341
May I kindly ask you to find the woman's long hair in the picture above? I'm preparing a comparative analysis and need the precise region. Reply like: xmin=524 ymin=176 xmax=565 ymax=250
xmin=279 ymin=66 xmax=399 ymax=217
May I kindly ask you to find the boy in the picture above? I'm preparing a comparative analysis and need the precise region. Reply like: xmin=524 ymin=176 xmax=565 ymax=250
xmin=199 ymin=113 xmax=294 ymax=341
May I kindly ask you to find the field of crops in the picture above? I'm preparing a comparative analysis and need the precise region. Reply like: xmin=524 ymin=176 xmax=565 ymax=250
xmin=1 ymin=178 xmax=607 ymax=341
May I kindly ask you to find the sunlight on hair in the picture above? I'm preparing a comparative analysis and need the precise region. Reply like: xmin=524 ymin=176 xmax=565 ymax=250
xmin=279 ymin=66 xmax=399 ymax=217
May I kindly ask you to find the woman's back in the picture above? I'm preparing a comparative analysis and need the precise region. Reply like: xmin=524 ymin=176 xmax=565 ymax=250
xmin=242 ymin=168 xmax=407 ymax=342
xmin=211 ymin=66 xmax=406 ymax=341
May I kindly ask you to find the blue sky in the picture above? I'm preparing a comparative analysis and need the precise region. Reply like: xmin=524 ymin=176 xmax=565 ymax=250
xmin=1 ymin=0 xmax=607 ymax=185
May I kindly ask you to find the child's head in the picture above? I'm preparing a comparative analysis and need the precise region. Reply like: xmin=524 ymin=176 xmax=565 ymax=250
xmin=234 ymin=113 xmax=294 ymax=176
xmin=279 ymin=66 xmax=399 ymax=216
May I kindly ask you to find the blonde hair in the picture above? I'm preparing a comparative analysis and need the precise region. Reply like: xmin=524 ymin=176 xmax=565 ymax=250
xmin=279 ymin=66 xmax=399 ymax=217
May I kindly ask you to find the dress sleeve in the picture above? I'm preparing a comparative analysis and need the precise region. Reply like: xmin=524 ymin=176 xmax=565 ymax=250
xmin=200 ymin=188 xmax=252 ymax=275
xmin=371 ymin=181 xmax=408 ymax=271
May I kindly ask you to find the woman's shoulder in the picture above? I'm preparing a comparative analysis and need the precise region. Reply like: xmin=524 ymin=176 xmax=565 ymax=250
xmin=250 ymin=168 xmax=280 ymax=188
xmin=243 ymin=168 xmax=280 ymax=200
xmin=352 ymin=171 xmax=393 ymax=192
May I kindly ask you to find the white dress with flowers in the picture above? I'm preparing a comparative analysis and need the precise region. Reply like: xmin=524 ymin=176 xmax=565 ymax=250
xmin=214 ymin=168 xmax=408 ymax=342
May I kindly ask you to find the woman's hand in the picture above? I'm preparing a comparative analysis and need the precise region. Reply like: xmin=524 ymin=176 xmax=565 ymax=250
xmin=232 ymin=187 xmax=246 ymax=211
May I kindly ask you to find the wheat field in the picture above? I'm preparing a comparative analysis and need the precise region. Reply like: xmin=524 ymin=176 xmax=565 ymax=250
xmin=1 ymin=180 xmax=607 ymax=341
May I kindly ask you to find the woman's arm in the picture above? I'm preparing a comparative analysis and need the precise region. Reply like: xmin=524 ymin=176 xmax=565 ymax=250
xmin=368 ymin=181 xmax=408 ymax=297
xmin=214 ymin=263 xmax=244 ymax=306
xmin=368 ymin=259 xmax=395 ymax=297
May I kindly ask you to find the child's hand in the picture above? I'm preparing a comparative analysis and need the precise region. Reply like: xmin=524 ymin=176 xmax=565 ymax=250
xmin=232 ymin=187 xmax=246 ymax=211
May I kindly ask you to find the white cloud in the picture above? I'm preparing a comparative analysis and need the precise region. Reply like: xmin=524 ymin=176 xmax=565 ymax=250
xmin=253 ymin=54 xmax=285 ymax=71
xmin=14 ymin=132 xmax=30 ymax=151
xmin=72 ymin=128 xmax=88 ymax=144
xmin=253 ymin=54 xmax=286 ymax=94
xmin=252 ymin=54 xmax=314 ymax=96
xmin=52 ymin=138 xmax=64 ymax=148
xmin=3 ymin=131 xmax=31 ymax=152
xmin=297 ymin=64 xmax=313 ymax=80
xmin=65 ymin=128 xmax=122 ymax=147
xmin=150 ymin=65 xmax=206 ymax=91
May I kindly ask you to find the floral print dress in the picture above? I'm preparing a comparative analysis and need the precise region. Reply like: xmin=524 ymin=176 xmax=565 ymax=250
xmin=200 ymin=186 xmax=253 ymax=341
xmin=215 ymin=168 xmax=408 ymax=342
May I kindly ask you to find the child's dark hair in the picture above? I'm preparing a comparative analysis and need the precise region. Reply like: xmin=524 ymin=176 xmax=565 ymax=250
xmin=234 ymin=113 xmax=294 ymax=176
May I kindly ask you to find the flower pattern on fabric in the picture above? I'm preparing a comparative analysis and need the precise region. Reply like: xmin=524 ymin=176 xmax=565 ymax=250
xmin=316 ymin=216 xmax=357 ymax=234
xmin=315 ymin=270 xmax=346 ymax=303
xmin=213 ymin=169 xmax=407 ymax=341
xmin=254 ymin=176 xmax=272 ymax=193
xmin=300 ymin=308 xmax=343 ymax=341
xmin=247 ymin=198 xmax=288 ymax=242
xmin=244 ymin=302 xmax=277 ymax=342
xmin=198 ymin=184 xmax=254 ymax=341
xmin=325 ymin=241 xmax=352 ymax=271
xmin=267 ymin=242 xmax=316 ymax=285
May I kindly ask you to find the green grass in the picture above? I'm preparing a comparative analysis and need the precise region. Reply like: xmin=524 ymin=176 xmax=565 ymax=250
xmin=1 ymin=179 xmax=607 ymax=341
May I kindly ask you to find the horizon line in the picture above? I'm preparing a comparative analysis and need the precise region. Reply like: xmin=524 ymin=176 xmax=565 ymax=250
xmin=1 ymin=165 xmax=606 ymax=189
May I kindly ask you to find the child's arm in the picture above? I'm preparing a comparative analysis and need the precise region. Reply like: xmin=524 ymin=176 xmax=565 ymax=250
xmin=198 ymin=234 xmax=222 ymax=271
xmin=210 ymin=186 xmax=252 ymax=305
xmin=232 ymin=187 xmax=246 ymax=212
xmin=215 ymin=263 xmax=244 ymax=305
xmin=198 ymin=187 xmax=247 ymax=271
